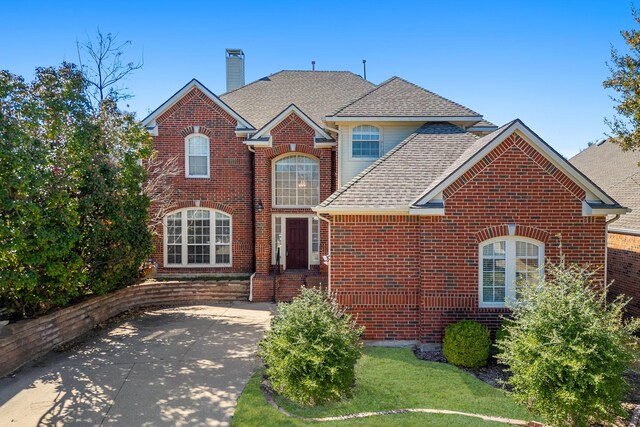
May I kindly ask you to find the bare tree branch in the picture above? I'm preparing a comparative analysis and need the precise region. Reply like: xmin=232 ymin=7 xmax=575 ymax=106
xmin=77 ymin=29 xmax=143 ymax=108
xmin=143 ymin=153 xmax=180 ymax=231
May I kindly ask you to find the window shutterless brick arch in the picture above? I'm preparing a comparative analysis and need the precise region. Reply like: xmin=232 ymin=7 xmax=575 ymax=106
xmin=329 ymin=131 xmax=606 ymax=343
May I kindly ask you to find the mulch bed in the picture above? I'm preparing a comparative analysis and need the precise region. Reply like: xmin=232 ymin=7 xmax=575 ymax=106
xmin=414 ymin=348 xmax=640 ymax=427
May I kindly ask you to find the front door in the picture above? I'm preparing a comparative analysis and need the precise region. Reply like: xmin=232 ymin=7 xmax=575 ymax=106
xmin=286 ymin=218 xmax=308 ymax=269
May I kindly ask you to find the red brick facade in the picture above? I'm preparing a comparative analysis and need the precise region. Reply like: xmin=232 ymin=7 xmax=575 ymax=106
xmin=329 ymin=132 xmax=606 ymax=343
xmin=149 ymin=87 xmax=253 ymax=275
xmin=608 ymin=232 xmax=640 ymax=316
xmin=251 ymin=113 xmax=332 ymax=301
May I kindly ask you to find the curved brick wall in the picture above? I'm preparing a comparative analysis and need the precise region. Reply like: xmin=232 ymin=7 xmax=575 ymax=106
xmin=0 ymin=280 xmax=249 ymax=377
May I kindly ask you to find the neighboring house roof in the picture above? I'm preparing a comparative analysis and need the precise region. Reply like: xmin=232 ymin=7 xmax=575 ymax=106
xmin=317 ymin=120 xmax=626 ymax=216
xmin=325 ymin=76 xmax=482 ymax=120
xmin=220 ymin=70 xmax=375 ymax=129
xmin=570 ymin=140 xmax=640 ymax=232
xmin=141 ymin=79 xmax=254 ymax=131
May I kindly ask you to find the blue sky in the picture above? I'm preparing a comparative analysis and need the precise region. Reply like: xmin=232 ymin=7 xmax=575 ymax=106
xmin=0 ymin=0 xmax=635 ymax=157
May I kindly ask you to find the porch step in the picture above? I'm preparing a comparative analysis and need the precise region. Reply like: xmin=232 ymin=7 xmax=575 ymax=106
xmin=275 ymin=274 xmax=327 ymax=302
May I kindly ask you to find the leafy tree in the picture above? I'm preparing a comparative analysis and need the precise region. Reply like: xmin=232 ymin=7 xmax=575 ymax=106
xmin=496 ymin=262 xmax=639 ymax=427
xmin=0 ymin=63 xmax=153 ymax=316
xmin=604 ymin=7 xmax=640 ymax=151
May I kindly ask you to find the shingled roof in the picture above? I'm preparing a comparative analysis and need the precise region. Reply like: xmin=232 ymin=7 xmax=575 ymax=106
xmin=318 ymin=122 xmax=480 ymax=210
xmin=570 ymin=140 xmax=640 ymax=232
xmin=326 ymin=76 xmax=482 ymax=119
xmin=219 ymin=71 xmax=375 ymax=129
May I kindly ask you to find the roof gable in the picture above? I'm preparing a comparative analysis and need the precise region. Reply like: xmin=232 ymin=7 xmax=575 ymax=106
xmin=412 ymin=120 xmax=623 ymax=211
xmin=325 ymin=76 xmax=482 ymax=121
xmin=142 ymin=79 xmax=254 ymax=131
xmin=220 ymin=71 xmax=375 ymax=129
xmin=246 ymin=104 xmax=333 ymax=146
xmin=316 ymin=120 xmax=627 ymax=216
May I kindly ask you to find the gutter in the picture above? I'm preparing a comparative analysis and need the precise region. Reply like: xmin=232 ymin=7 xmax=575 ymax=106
xmin=316 ymin=213 xmax=332 ymax=293
xmin=249 ymin=272 xmax=256 ymax=302
xmin=604 ymin=214 xmax=621 ymax=285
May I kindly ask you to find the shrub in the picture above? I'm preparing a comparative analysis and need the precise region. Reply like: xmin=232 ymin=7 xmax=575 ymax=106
xmin=497 ymin=262 xmax=640 ymax=427
xmin=493 ymin=319 xmax=513 ymax=356
xmin=442 ymin=320 xmax=491 ymax=368
xmin=258 ymin=287 xmax=364 ymax=406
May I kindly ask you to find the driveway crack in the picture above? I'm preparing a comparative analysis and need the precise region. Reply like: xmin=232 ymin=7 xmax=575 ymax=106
xmin=99 ymin=362 xmax=135 ymax=426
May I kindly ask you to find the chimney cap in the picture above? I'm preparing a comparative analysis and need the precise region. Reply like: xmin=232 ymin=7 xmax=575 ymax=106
xmin=226 ymin=48 xmax=244 ymax=57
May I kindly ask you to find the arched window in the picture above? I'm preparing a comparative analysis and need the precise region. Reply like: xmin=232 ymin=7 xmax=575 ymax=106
xmin=479 ymin=237 xmax=544 ymax=308
xmin=165 ymin=208 xmax=231 ymax=266
xmin=273 ymin=155 xmax=320 ymax=207
xmin=352 ymin=125 xmax=381 ymax=158
xmin=185 ymin=134 xmax=210 ymax=178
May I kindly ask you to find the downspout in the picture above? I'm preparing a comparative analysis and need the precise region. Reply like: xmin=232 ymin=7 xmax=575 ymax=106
xmin=604 ymin=214 xmax=621 ymax=285
xmin=248 ymin=144 xmax=256 ymax=301
xmin=317 ymin=213 xmax=332 ymax=293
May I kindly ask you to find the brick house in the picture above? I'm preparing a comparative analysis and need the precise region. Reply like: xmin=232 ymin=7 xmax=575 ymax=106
xmin=143 ymin=52 xmax=627 ymax=343
xmin=571 ymin=141 xmax=640 ymax=316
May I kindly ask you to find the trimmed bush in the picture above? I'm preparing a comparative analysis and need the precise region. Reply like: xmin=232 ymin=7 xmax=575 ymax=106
xmin=442 ymin=320 xmax=491 ymax=368
xmin=258 ymin=287 xmax=364 ymax=406
xmin=497 ymin=262 xmax=640 ymax=427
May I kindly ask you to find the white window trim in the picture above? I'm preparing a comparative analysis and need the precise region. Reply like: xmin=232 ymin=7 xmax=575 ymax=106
xmin=163 ymin=208 xmax=232 ymax=268
xmin=185 ymin=133 xmax=211 ymax=178
xmin=350 ymin=124 xmax=383 ymax=160
xmin=478 ymin=236 xmax=544 ymax=308
xmin=271 ymin=153 xmax=321 ymax=208
xmin=271 ymin=214 xmax=320 ymax=270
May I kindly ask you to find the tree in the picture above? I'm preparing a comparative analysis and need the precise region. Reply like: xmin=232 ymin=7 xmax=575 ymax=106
xmin=496 ymin=262 xmax=639 ymax=427
xmin=0 ymin=63 xmax=153 ymax=316
xmin=604 ymin=7 xmax=640 ymax=151
xmin=77 ymin=30 xmax=143 ymax=107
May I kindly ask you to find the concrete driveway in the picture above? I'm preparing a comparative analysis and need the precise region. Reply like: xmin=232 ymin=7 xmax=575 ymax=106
xmin=0 ymin=302 xmax=275 ymax=426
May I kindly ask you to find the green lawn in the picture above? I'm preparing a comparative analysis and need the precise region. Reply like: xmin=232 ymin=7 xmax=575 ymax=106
xmin=232 ymin=347 xmax=536 ymax=426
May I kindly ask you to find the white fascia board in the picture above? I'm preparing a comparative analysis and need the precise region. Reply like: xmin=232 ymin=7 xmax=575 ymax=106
xmin=323 ymin=115 xmax=484 ymax=123
xmin=408 ymin=206 xmax=445 ymax=216
xmin=141 ymin=79 xmax=254 ymax=131
xmin=243 ymin=137 xmax=272 ymax=147
xmin=312 ymin=206 xmax=409 ymax=215
xmin=608 ymin=227 xmax=640 ymax=236
xmin=582 ymin=200 xmax=630 ymax=216
xmin=467 ymin=126 xmax=498 ymax=132
xmin=412 ymin=120 xmax=619 ymax=207
xmin=250 ymin=104 xmax=332 ymax=141
xmin=314 ymin=141 xmax=337 ymax=148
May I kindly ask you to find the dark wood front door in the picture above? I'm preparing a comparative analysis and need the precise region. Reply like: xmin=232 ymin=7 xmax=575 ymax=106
xmin=286 ymin=218 xmax=308 ymax=269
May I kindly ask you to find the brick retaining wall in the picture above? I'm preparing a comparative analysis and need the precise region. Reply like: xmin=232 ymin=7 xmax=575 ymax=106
xmin=0 ymin=279 xmax=249 ymax=377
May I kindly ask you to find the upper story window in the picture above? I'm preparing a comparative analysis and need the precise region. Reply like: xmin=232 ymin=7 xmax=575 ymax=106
xmin=185 ymin=134 xmax=210 ymax=178
xmin=274 ymin=155 xmax=320 ymax=207
xmin=479 ymin=237 xmax=544 ymax=308
xmin=352 ymin=125 xmax=381 ymax=158
xmin=165 ymin=208 xmax=231 ymax=267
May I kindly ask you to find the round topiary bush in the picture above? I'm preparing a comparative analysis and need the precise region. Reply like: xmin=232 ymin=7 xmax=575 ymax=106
xmin=442 ymin=320 xmax=491 ymax=368
xmin=258 ymin=287 xmax=364 ymax=406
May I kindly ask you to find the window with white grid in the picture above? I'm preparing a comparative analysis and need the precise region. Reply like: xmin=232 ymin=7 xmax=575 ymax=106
xmin=274 ymin=155 xmax=319 ymax=207
xmin=164 ymin=209 xmax=231 ymax=267
xmin=479 ymin=237 xmax=543 ymax=308
xmin=352 ymin=125 xmax=381 ymax=158
xmin=186 ymin=135 xmax=210 ymax=177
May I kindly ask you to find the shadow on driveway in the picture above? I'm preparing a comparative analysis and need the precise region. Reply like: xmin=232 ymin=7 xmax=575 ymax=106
xmin=0 ymin=302 xmax=275 ymax=426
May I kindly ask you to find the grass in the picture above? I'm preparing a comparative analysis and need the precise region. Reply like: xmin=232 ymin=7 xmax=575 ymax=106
xmin=232 ymin=347 xmax=536 ymax=426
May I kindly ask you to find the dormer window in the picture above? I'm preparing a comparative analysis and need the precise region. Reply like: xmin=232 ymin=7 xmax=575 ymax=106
xmin=352 ymin=125 xmax=381 ymax=158
xmin=185 ymin=134 xmax=210 ymax=178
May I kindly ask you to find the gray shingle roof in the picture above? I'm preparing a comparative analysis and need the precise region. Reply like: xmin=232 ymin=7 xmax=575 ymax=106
xmin=570 ymin=140 xmax=640 ymax=232
xmin=469 ymin=120 xmax=497 ymax=128
xmin=319 ymin=123 xmax=480 ymax=209
xmin=327 ymin=76 xmax=481 ymax=118
xmin=219 ymin=71 xmax=375 ymax=129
